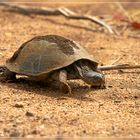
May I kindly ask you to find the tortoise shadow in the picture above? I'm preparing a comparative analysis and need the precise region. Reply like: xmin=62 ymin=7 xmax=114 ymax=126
xmin=0 ymin=78 xmax=102 ymax=102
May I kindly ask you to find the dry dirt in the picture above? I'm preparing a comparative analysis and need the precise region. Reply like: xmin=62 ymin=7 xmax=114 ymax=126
xmin=0 ymin=1 xmax=140 ymax=138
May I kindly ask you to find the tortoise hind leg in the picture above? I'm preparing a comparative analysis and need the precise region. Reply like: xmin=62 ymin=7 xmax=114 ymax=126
xmin=0 ymin=65 xmax=16 ymax=82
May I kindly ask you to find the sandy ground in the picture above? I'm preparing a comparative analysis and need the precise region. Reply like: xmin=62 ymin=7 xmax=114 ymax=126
xmin=0 ymin=1 xmax=140 ymax=138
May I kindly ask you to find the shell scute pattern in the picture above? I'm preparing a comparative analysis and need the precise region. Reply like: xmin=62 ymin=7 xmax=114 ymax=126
xmin=7 ymin=35 xmax=80 ymax=65
xmin=32 ymin=35 xmax=80 ymax=55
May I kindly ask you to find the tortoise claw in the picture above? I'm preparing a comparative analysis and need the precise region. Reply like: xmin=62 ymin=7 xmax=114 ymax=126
xmin=60 ymin=82 xmax=72 ymax=94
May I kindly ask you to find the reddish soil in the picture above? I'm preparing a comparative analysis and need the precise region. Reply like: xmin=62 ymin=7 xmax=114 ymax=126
xmin=0 ymin=1 xmax=140 ymax=138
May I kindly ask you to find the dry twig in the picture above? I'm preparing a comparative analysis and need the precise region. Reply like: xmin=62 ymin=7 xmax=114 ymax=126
xmin=110 ymin=56 xmax=123 ymax=65
xmin=0 ymin=2 xmax=114 ymax=34
xmin=99 ymin=64 xmax=140 ymax=71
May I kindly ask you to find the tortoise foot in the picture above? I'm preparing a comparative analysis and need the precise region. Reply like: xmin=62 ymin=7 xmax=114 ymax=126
xmin=60 ymin=82 xmax=72 ymax=94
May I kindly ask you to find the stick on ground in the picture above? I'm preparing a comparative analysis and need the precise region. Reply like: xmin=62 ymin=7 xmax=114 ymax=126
xmin=0 ymin=2 xmax=115 ymax=34
xmin=99 ymin=64 xmax=140 ymax=71
xmin=110 ymin=56 xmax=123 ymax=65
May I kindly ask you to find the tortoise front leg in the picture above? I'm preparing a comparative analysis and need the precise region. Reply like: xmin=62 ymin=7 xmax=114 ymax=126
xmin=0 ymin=65 xmax=16 ymax=82
xmin=50 ymin=69 xmax=72 ymax=94
xmin=59 ymin=69 xmax=72 ymax=94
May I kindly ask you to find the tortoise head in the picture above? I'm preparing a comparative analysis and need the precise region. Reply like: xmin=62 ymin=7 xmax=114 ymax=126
xmin=82 ymin=70 xmax=105 ymax=88
xmin=74 ymin=60 xmax=106 ymax=88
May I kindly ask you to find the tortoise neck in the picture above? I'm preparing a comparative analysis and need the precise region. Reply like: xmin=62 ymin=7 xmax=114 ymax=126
xmin=73 ymin=60 xmax=95 ymax=78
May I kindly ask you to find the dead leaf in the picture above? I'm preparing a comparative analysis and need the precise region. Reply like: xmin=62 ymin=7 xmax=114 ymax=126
xmin=131 ymin=21 xmax=140 ymax=29
xmin=112 ymin=12 xmax=129 ymax=22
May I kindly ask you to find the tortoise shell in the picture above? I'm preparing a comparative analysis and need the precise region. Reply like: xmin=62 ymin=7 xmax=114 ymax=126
xmin=6 ymin=35 xmax=98 ymax=76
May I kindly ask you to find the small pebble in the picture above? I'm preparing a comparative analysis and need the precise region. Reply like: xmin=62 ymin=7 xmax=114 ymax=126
xmin=113 ymin=100 xmax=121 ymax=103
xmin=107 ymin=85 xmax=113 ymax=88
xmin=10 ymin=129 xmax=20 ymax=137
xmin=3 ymin=128 xmax=10 ymax=133
xmin=0 ymin=131 xmax=4 ymax=137
xmin=14 ymin=102 xmax=24 ymax=108
xmin=100 ymin=47 xmax=105 ymax=49
xmin=83 ymin=130 xmax=86 ymax=134
xmin=31 ymin=129 xmax=38 ymax=135
xmin=42 ymin=115 xmax=50 ymax=121
xmin=25 ymin=111 xmax=34 ymax=117
xmin=134 ymin=95 xmax=138 ymax=99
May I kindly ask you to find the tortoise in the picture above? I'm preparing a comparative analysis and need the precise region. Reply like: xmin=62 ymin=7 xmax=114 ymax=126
xmin=0 ymin=35 xmax=105 ymax=93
